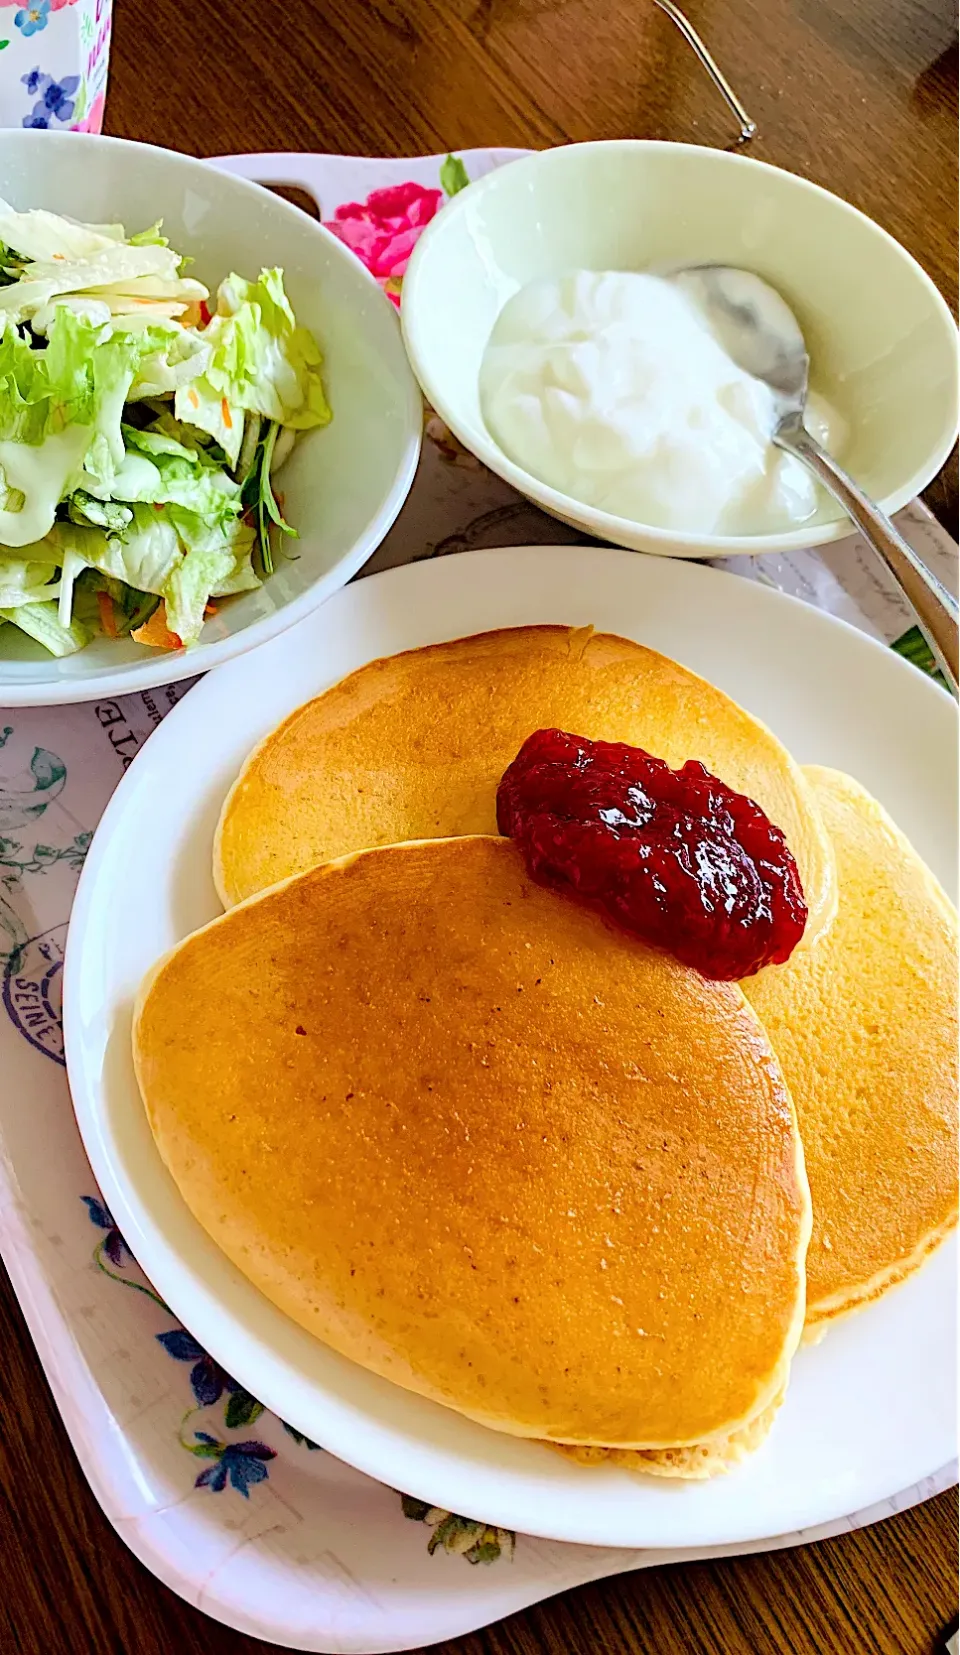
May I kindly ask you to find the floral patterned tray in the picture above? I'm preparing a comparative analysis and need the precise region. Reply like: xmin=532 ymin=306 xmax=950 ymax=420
xmin=0 ymin=147 xmax=955 ymax=1653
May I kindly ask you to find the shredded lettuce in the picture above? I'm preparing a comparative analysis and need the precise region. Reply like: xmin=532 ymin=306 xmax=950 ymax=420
xmin=0 ymin=549 xmax=61 ymax=608
xmin=0 ymin=308 xmax=146 ymax=543
xmin=241 ymin=419 xmax=297 ymax=577
xmin=54 ymin=512 xmax=181 ymax=596
xmin=118 ymin=425 xmax=246 ymax=526
xmin=0 ymin=598 xmax=89 ymax=656
xmin=48 ymin=498 xmax=257 ymax=645
xmin=0 ymin=205 xmax=328 ymax=655
xmin=176 ymin=268 xmax=330 ymax=448
xmin=163 ymin=525 xmax=243 ymax=643
xmin=67 ymin=489 xmax=133 ymax=531
xmin=127 ymin=221 xmax=169 ymax=249
xmin=128 ymin=326 xmax=211 ymax=400
xmin=0 ymin=248 xmax=206 ymax=325
xmin=0 ymin=199 xmax=124 ymax=264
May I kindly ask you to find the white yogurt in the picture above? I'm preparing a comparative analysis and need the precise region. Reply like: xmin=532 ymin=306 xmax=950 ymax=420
xmin=478 ymin=270 xmax=841 ymax=537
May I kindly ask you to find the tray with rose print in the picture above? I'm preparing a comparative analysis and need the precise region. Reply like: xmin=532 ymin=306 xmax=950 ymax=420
xmin=0 ymin=146 xmax=955 ymax=1650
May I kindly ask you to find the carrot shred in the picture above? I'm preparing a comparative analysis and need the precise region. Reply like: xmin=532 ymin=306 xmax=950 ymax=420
xmin=221 ymin=398 xmax=233 ymax=429
xmin=96 ymin=590 xmax=118 ymax=637
xmin=132 ymin=602 xmax=182 ymax=651
xmin=188 ymin=388 xmax=200 ymax=409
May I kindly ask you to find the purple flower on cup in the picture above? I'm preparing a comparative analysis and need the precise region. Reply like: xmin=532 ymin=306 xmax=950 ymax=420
xmin=42 ymin=73 xmax=78 ymax=119
xmin=15 ymin=0 xmax=49 ymax=36
xmin=21 ymin=66 xmax=50 ymax=95
xmin=20 ymin=70 xmax=80 ymax=127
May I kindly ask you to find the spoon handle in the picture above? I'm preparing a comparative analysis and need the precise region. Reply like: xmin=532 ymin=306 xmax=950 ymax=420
xmin=775 ymin=422 xmax=959 ymax=697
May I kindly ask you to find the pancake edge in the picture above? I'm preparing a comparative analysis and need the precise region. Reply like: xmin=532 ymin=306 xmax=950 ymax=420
xmin=803 ymin=1209 xmax=959 ymax=1339
xmin=796 ymin=763 xmax=959 ymax=1337
xmin=550 ymin=1388 xmax=786 ymax=1478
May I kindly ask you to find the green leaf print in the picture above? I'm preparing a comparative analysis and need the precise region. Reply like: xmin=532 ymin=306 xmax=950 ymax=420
xmin=282 ymin=1422 xmax=322 ymax=1450
xmin=439 ymin=154 xmax=470 ymax=198
xmin=399 ymin=1493 xmax=515 ymax=1564
xmin=224 ymin=1389 xmax=264 ymax=1429
xmin=30 ymin=748 xmax=67 ymax=792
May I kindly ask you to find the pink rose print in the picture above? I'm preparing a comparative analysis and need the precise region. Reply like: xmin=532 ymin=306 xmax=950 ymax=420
xmin=324 ymin=181 xmax=443 ymax=307
xmin=70 ymin=90 xmax=105 ymax=132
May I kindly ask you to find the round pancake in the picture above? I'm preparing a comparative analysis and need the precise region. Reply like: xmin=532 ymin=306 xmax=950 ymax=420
xmin=135 ymin=835 xmax=811 ymax=1452
xmin=213 ymin=625 xmax=836 ymax=945
xmin=744 ymin=766 xmax=959 ymax=1331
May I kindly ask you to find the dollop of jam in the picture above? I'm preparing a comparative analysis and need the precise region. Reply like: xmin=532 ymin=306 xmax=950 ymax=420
xmin=496 ymin=729 xmax=807 ymax=980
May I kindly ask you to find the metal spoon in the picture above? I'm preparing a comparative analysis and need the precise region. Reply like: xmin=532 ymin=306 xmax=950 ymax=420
xmin=670 ymin=265 xmax=959 ymax=696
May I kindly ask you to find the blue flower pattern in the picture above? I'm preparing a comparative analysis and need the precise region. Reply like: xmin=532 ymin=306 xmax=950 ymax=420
xmin=78 ymin=1195 xmax=512 ymax=1553
xmin=155 ymin=1328 xmax=240 ymax=1409
xmin=43 ymin=76 xmax=79 ymax=119
xmin=20 ymin=68 xmax=80 ymax=127
xmin=15 ymin=1 xmax=49 ymax=38
xmin=80 ymin=1195 xmax=127 ymax=1268
xmin=79 ymin=1196 xmax=302 ymax=1500
xmin=189 ymin=1434 xmax=277 ymax=1497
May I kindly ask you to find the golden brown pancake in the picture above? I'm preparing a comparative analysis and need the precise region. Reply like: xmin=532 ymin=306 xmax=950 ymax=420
xmin=744 ymin=766 xmax=958 ymax=1333
xmin=554 ymin=1389 xmax=784 ymax=1479
xmin=135 ymin=835 xmax=811 ymax=1456
xmin=213 ymin=625 xmax=836 ymax=945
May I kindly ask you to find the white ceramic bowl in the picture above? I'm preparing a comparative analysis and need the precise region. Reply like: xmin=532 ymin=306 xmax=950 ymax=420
xmin=0 ymin=132 xmax=422 ymax=706
xmin=401 ymin=140 xmax=959 ymax=558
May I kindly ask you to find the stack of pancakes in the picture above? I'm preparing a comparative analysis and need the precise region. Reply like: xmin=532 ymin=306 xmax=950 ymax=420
xmin=134 ymin=627 xmax=958 ymax=1477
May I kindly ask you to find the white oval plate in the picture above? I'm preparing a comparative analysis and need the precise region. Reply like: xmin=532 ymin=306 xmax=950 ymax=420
xmin=64 ymin=544 xmax=958 ymax=1552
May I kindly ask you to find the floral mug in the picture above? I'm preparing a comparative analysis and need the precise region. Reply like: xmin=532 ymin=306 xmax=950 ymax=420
xmin=0 ymin=0 xmax=111 ymax=132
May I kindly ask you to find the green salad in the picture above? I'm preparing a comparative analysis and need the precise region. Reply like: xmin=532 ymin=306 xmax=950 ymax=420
xmin=0 ymin=199 xmax=330 ymax=655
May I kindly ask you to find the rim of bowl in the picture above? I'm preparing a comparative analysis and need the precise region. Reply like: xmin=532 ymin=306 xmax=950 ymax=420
xmin=0 ymin=132 xmax=423 ymax=705
xmin=401 ymin=139 xmax=959 ymax=557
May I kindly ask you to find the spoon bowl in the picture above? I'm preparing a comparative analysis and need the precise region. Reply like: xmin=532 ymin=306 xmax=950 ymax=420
xmin=668 ymin=262 xmax=959 ymax=694
xmin=669 ymin=266 xmax=811 ymax=404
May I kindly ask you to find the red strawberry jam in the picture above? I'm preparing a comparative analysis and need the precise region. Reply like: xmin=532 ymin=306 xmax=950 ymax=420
xmin=496 ymin=729 xmax=807 ymax=980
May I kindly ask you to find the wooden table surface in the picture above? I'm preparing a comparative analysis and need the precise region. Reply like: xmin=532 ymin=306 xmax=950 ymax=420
xmin=1 ymin=2 xmax=957 ymax=1652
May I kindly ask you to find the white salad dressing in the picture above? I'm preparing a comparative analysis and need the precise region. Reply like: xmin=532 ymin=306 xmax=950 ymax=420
xmin=479 ymin=270 xmax=843 ymax=537
xmin=0 ymin=426 xmax=91 ymax=546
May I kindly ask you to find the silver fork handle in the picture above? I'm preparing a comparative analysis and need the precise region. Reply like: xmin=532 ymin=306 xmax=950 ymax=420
xmin=775 ymin=420 xmax=959 ymax=697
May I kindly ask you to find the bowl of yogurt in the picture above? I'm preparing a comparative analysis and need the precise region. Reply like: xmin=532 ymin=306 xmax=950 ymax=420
xmin=400 ymin=142 xmax=958 ymax=557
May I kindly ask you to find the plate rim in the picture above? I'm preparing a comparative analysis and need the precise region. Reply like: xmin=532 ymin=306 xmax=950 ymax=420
xmin=63 ymin=543 xmax=958 ymax=1549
